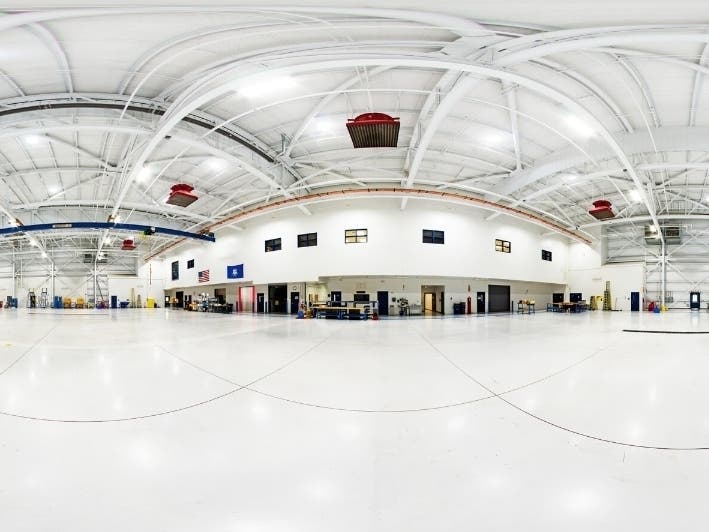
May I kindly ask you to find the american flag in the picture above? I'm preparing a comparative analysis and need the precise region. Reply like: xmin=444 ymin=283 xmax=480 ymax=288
xmin=198 ymin=270 xmax=210 ymax=283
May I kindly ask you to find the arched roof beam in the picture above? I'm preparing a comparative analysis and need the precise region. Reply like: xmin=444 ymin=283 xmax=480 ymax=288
xmin=490 ymin=127 xmax=709 ymax=197
xmin=114 ymin=54 xmax=661 ymax=235
xmin=23 ymin=23 xmax=73 ymax=93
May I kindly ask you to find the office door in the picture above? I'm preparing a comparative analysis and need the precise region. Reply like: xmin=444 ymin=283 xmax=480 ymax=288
xmin=256 ymin=293 xmax=265 ymax=313
xmin=330 ymin=291 xmax=342 ymax=303
xmin=476 ymin=292 xmax=485 ymax=313
xmin=630 ymin=292 xmax=640 ymax=312
xmin=290 ymin=292 xmax=300 ymax=314
xmin=377 ymin=291 xmax=389 ymax=316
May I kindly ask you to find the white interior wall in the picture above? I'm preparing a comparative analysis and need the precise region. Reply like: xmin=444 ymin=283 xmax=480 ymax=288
xmin=567 ymin=241 xmax=644 ymax=310
xmin=161 ymin=199 xmax=571 ymax=291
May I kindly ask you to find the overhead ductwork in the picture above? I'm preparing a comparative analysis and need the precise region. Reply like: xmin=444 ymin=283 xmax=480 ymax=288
xmin=644 ymin=225 xmax=681 ymax=245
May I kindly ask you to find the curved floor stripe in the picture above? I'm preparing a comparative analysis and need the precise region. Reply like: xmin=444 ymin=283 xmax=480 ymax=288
xmin=417 ymin=332 xmax=709 ymax=452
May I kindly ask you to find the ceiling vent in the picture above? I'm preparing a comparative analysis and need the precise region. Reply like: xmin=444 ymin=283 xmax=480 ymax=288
xmin=346 ymin=113 xmax=400 ymax=148
xmin=166 ymin=184 xmax=198 ymax=207
xmin=644 ymin=225 xmax=681 ymax=245
xmin=589 ymin=199 xmax=615 ymax=220
xmin=121 ymin=239 xmax=136 ymax=251
xmin=84 ymin=253 xmax=107 ymax=263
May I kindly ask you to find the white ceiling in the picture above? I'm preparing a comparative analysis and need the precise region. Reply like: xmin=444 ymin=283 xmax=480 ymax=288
xmin=2 ymin=2 xmax=709 ymax=272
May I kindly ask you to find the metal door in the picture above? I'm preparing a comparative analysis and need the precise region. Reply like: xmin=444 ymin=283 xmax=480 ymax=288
xmin=476 ymin=292 xmax=485 ymax=313
xmin=630 ymin=292 xmax=640 ymax=311
xmin=290 ymin=292 xmax=300 ymax=314
xmin=690 ymin=291 xmax=700 ymax=310
xmin=256 ymin=293 xmax=265 ymax=313
xmin=377 ymin=291 xmax=389 ymax=316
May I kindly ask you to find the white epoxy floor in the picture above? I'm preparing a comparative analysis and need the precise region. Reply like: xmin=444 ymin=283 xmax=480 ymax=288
xmin=2 ymin=308 xmax=709 ymax=530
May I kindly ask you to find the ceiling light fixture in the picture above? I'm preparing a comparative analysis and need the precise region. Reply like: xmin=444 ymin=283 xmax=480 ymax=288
xmin=205 ymin=157 xmax=227 ymax=172
xmin=482 ymin=132 xmax=506 ymax=145
xmin=135 ymin=166 xmax=152 ymax=183
xmin=564 ymin=115 xmax=595 ymax=138
xmin=23 ymin=134 xmax=45 ymax=146
xmin=628 ymin=189 xmax=642 ymax=203
xmin=239 ymin=76 xmax=296 ymax=98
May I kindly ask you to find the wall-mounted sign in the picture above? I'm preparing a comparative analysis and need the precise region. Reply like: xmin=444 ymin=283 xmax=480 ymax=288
xmin=227 ymin=264 xmax=244 ymax=279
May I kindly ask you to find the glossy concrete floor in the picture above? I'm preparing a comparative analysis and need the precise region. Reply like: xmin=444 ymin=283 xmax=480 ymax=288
xmin=2 ymin=308 xmax=709 ymax=531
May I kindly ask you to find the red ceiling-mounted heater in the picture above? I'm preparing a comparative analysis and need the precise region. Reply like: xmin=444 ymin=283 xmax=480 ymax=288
xmin=166 ymin=184 xmax=198 ymax=207
xmin=589 ymin=199 xmax=615 ymax=220
xmin=121 ymin=239 xmax=136 ymax=250
xmin=346 ymin=113 xmax=400 ymax=148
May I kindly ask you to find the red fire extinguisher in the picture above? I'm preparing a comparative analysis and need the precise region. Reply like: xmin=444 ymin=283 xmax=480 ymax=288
xmin=467 ymin=296 xmax=472 ymax=314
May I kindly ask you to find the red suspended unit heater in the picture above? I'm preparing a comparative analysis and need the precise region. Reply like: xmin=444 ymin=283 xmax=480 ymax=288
xmin=166 ymin=184 xmax=198 ymax=207
xmin=121 ymin=239 xmax=136 ymax=250
xmin=589 ymin=199 xmax=615 ymax=220
xmin=346 ymin=113 xmax=400 ymax=148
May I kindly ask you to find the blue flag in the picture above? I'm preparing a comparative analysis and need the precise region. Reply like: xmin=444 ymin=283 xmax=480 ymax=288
xmin=227 ymin=264 xmax=244 ymax=279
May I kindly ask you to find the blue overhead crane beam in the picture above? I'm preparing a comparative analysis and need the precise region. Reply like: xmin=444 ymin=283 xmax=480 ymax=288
xmin=0 ymin=222 xmax=215 ymax=242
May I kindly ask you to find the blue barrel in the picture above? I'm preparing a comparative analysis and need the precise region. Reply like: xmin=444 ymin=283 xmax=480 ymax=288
xmin=111 ymin=295 xmax=118 ymax=309
xmin=53 ymin=296 xmax=62 ymax=309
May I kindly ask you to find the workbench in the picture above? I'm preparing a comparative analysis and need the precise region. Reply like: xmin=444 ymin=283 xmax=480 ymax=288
xmin=313 ymin=305 xmax=369 ymax=320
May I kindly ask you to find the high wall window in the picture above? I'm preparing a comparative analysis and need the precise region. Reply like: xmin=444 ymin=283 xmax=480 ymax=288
xmin=298 ymin=232 xmax=318 ymax=248
xmin=422 ymin=229 xmax=444 ymax=244
xmin=171 ymin=260 xmax=179 ymax=280
xmin=345 ymin=228 xmax=368 ymax=244
xmin=541 ymin=249 xmax=552 ymax=261
xmin=187 ymin=259 xmax=195 ymax=269
xmin=265 ymin=238 xmax=282 ymax=252
xmin=495 ymin=239 xmax=511 ymax=253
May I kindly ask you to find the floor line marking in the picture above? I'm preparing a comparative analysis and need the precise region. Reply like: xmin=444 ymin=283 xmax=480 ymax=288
xmin=0 ymin=331 xmax=332 ymax=424
xmin=418 ymin=331 xmax=709 ymax=452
